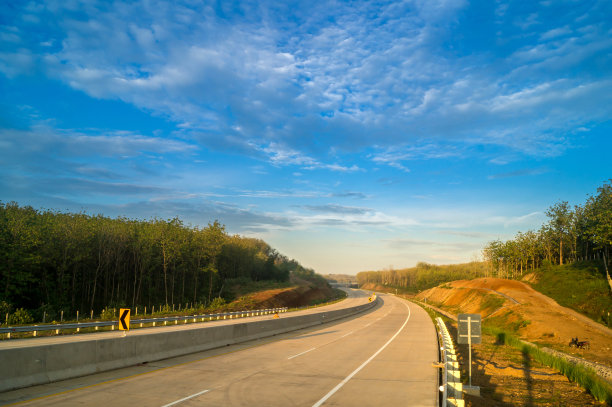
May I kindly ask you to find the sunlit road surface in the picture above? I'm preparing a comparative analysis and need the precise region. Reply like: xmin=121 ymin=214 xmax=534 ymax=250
xmin=1 ymin=293 xmax=438 ymax=407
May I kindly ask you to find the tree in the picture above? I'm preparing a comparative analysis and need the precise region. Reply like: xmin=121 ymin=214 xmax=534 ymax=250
xmin=546 ymin=201 xmax=573 ymax=265
xmin=585 ymin=180 xmax=612 ymax=274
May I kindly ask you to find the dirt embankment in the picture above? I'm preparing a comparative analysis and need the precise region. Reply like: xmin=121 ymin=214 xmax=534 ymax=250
xmin=417 ymin=278 xmax=612 ymax=369
xmin=246 ymin=284 xmax=334 ymax=308
xmin=229 ymin=276 xmax=336 ymax=310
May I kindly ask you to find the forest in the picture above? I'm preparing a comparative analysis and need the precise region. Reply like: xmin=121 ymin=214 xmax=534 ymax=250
xmin=356 ymin=262 xmax=486 ymax=293
xmin=0 ymin=202 xmax=311 ymax=322
xmin=357 ymin=180 xmax=612 ymax=291
xmin=482 ymin=180 xmax=612 ymax=278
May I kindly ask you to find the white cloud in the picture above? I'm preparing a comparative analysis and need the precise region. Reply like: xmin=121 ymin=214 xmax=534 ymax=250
xmin=2 ymin=0 xmax=611 ymax=165
xmin=257 ymin=142 xmax=361 ymax=172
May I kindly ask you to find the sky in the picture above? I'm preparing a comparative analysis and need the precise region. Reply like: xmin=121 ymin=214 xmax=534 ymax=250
xmin=1 ymin=0 xmax=611 ymax=275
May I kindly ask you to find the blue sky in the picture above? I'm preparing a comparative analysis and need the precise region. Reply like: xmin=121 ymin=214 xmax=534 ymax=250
xmin=1 ymin=0 xmax=611 ymax=274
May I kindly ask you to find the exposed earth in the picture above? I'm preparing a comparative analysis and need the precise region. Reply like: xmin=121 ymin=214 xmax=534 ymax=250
xmin=415 ymin=278 xmax=612 ymax=369
xmin=226 ymin=276 xmax=337 ymax=310
xmin=446 ymin=321 xmax=604 ymax=406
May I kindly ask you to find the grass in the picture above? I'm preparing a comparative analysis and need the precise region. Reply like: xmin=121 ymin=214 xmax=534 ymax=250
xmin=480 ymin=293 xmax=506 ymax=312
xmin=485 ymin=325 xmax=612 ymax=404
xmin=529 ymin=260 xmax=612 ymax=327
xmin=420 ymin=299 xmax=612 ymax=405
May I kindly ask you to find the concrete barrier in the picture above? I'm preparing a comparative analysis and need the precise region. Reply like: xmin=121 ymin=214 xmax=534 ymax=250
xmin=0 ymin=298 xmax=377 ymax=392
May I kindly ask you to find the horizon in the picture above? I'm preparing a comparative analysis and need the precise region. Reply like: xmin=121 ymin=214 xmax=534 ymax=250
xmin=1 ymin=1 xmax=611 ymax=275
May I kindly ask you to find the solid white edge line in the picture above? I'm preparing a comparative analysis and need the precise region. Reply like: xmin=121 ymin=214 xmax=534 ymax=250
xmin=160 ymin=389 xmax=210 ymax=407
xmin=288 ymin=347 xmax=317 ymax=360
xmin=312 ymin=302 xmax=411 ymax=407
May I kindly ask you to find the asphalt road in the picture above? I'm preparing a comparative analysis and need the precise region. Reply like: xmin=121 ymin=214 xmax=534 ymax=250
xmin=1 ymin=293 xmax=439 ymax=407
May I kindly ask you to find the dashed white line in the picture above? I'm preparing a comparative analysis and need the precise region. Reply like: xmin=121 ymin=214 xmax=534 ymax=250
xmin=161 ymin=389 xmax=210 ymax=407
xmin=312 ymin=302 xmax=412 ymax=407
xmin=340 ymin=331 xmax=354 ymax=338
xmin=288 ymin=347 xmax=317 ymax=360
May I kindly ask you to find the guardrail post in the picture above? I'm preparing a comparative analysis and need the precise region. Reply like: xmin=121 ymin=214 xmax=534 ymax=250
xmin=436 ymin=317 xmax=464 ymax=407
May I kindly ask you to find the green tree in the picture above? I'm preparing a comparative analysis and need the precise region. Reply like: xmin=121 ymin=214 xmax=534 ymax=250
xmin=546 ymin=201 xmax=573 ymax=265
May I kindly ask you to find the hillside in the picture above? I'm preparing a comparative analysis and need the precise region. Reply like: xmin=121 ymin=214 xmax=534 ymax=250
xmin=524 ymin=260 xmax=612 ymax=328
xmin=416 ymin=277 xmax=612 ymax=369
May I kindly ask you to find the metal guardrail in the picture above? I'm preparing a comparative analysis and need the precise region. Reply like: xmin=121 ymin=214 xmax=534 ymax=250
xmin=436 ymin=317 xmax=464 ymax=407
xmin=0 ymin=308 xmax=288 ymax=338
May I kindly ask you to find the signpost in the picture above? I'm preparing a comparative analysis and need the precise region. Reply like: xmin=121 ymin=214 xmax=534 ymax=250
xmin=119 ymin=308 xmax=130 ymax=331
xmin=458 ymin=313 xmax=481 ymax=394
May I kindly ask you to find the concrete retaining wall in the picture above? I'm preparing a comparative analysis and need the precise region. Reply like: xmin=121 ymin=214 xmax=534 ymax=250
xmin=0 ymin=299 xmax=377 ymax=392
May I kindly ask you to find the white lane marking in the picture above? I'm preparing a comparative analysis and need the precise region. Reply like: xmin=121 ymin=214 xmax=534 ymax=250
xmin=161 ymin=389 xmax=210 ymax=407
xmin=312 ymin=302 xmax=411 ymax=407
xmin=340 ymin=331 xmax=354 ymax=338
xmin=288 ymin=347 xmax=317 ymax=360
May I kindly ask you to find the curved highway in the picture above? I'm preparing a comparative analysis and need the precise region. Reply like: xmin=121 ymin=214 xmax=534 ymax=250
xmin=1 ymin=292 xmax=439 ymax=407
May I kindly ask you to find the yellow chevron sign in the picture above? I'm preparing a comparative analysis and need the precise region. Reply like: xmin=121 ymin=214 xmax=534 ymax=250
xmin=119 ymin=308 xmax=130 ymax=331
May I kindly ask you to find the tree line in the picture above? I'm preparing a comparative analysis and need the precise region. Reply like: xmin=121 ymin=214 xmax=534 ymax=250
xmin=357 ymin=180 xmax=611 ymax=292
xmin=482 ymin=180 xmax=612 ymax=279
xmin=0 ymin=202 xmax=310 ymax=321
xmin=356 ymin=262 xmax=487 ymax=293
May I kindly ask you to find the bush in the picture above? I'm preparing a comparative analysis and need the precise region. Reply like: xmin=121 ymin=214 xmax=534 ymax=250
xmin=8 ymin=308 xmax=34 ymax=325
xmin=208 ymin=297 xmax=227 ymax=310
xmin=100 ymin=308 xmax=116 ymax=320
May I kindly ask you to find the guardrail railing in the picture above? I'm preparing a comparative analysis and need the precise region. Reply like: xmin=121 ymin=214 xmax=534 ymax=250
xmin=0 ymin=308 xmax=288 ymax=339
xmin=436 ymin=317 xmax=464 ymax=407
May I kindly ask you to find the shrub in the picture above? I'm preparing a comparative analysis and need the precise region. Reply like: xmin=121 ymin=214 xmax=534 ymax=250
xmin=8 ymin=308 xmax=34 ymax=325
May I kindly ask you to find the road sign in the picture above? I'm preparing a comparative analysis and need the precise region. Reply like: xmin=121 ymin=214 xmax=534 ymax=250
xmin=457 ymin=313 xmax=481 ymax=344
xmin=458 ymin=313 xmax=481 ymax=388
xmin=119 ymin=308 xmax=130 ymax=331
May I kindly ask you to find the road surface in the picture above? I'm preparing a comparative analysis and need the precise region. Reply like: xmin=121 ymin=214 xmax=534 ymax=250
xmin=1 ymin=293 xmax=439 ymax=406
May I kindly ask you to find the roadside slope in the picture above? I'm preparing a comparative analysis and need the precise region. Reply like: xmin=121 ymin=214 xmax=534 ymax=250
xmin=416 ymin=277 xmax=612 ymax=368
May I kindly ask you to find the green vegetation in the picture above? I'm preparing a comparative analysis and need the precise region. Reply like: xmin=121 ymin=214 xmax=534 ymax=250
xmin=483 ymin=180 xmax=612 ymax=279
xmin=487 ymin=326 xmax=612 ymax=404
xmin=292 ymin=267 xmax=330 ymax=287
xmin=0 ymin=202 xmax=314 ymax=323
xmin=529 ymin=261 xmax=612 ymax=327
xmin=480 ymin=293 xmax=505 ymax=312
xmin=356 ymin=261 xmax=486 ymax=293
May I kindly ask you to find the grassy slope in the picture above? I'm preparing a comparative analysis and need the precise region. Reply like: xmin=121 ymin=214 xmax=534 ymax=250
xmin=527 ymin=260 xmax=612 ymax=328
